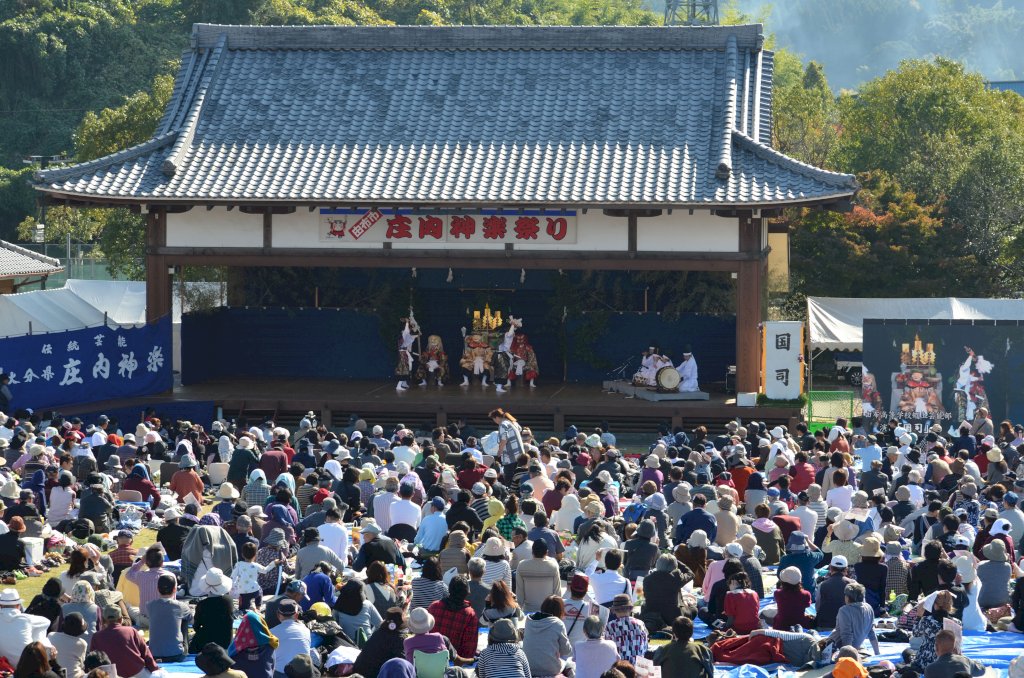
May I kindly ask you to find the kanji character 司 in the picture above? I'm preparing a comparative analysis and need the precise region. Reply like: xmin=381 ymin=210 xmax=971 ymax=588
xmin=482 ymin=216 xmax=507 ymax=240
xmin=545 ymin=217 xmax=568 ymax=241
xmin=514 ymin=216 xmax=540 ymax=240
xmin=449 ymin=215 xmax=476 ymax=240
xmin=385 ymin=214 xmax=413 ymax=239
xmin=417 ymin=216 xmax=443 ymax=240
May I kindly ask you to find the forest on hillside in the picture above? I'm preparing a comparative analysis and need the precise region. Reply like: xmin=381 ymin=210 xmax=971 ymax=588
xmin=0 ymin=0 xmax=1023 ymax=316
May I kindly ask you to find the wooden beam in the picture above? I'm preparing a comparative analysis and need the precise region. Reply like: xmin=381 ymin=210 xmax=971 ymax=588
xmin=262 ymin=211 xmax=272 ymax=251
xmin=155 ymin=247 xmax=756 ymax=272
xmin=627 ymin=213 xmax=637 ymax=257
xmin=735 ymin=257 xmax=766 ymax=393
xmin=145 ymin=209 xmax=172 ymax=323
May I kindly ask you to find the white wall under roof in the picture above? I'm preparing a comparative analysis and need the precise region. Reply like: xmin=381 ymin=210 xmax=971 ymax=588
xmin=167 ymin=207 xmax=741 ymax=253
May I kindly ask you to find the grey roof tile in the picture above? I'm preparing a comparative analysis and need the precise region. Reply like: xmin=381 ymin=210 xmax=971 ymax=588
xmin=0 ymin=241 xmax=63 ymax=280
xmin=36 ymin=24 xmax=855 ymax=207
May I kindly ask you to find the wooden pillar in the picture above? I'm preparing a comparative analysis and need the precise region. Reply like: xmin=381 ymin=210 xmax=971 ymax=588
xmin=145 ymin=208 xmax=172 ymax=323
xmin=736 ymin=216 xmax=766 ymax=393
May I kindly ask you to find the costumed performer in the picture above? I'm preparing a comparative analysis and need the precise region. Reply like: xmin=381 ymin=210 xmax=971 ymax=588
xmin=509 ymin=331 xmax=539 ymax=388
xmin=639 ymin=347 xmax=672 ymax=386
xmin=395 ymin=311 xmax=420 ymax=391
xmin=676 ymin=349 xmax=699 ymax=392
xmin=416 ymin=334 xmax=449 ymax=387
xmin=492 ymin=316 xmax=521 ymax=394
xmin=459 ymin=329 xmax=493 ymax=387
xmin=954 ymin=346 xmax=992 ymax=423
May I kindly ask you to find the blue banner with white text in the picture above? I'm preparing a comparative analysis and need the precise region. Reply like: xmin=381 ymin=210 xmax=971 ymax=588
xmin=0 ymin=317 xmax=173 ymax=412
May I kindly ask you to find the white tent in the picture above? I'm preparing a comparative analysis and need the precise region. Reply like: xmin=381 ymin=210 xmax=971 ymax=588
xmin=807 ymin=296 xmax=1024 ymax=352
xmin=0 ymin=280 xmax=147 ymax=338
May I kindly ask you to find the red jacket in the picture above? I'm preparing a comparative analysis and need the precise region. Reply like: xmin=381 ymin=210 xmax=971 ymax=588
xmin=789 ymin=463 xmax=816 ymax=493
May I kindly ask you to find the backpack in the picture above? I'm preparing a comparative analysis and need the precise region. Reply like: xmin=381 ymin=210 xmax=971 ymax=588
xmin=622 ymin=500 xmax=647 ymax=525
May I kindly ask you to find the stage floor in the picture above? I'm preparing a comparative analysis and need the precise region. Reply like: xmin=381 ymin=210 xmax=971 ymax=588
xmin=65 ymin=378 xmax=801 ymax=436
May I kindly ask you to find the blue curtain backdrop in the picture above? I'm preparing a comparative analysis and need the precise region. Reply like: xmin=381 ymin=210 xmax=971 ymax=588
xmin=182 ymin=307 xmax=735 ymax=385
xmin=0 ymin=317 xmax=173 ymax=411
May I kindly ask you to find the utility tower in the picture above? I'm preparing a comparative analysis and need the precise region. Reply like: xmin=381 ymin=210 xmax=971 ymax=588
xmin=664 ymin=0 xmax=719 ymax=26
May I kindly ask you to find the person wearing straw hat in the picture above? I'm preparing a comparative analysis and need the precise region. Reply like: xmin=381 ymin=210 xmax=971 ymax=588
xmin=402 ymin=606 xmax=474 ymax=666
xmin=190 ymin=568 xmax=235 ymax=653
xmin=852 ymin=537 xmax=887 ymax=614
xmin=824 ymin=518 xmax=862 ymax=566
xmin=954 ymin=554 xmax=986 ymax=632
xmin=213 ymin=483 xmax=241 ymax=523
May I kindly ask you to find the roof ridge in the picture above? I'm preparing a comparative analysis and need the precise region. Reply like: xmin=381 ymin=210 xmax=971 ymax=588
xmin=157 ymin=49 xmax=202 ymax=136
xmin=731 ymin=130 xmax=858 ymax=189
xmin=0 ymin=240 xmax=62 ymax=268
xmin=35 ymin=132 xmax=178 ymax=184
xmin=716 ymin=35 xmax=738 ymax=181
xmin=191 ymin=23 xmax=764 ymax=52
xmin=163 ymin=33 xmax=227 ymax=177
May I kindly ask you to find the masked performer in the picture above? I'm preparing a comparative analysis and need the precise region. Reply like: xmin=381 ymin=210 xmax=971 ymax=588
xmin=395 ymin=314 xmax=419 ymax=391
xmin=509 ymin=332 xmax=540 ymax=388
xmin=460 ymin=330 xmax=493 ymax=387
xmin=676 ymin=350 xmax=699 ymax=392
xmin=416 ymin=334 xmax=449 ymax=386
xmin=492 ymin=317 xmax=521 ymax=394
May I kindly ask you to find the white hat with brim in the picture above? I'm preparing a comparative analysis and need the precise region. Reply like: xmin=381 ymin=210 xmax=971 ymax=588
xmin=163 ymin=508 xmax=181 ymax=521
xmin=238 ymin=437 xmax=254 ymax=450
xmin=216 ymin=483 xmax=240 ymax=500
xmin=201 ymin=568 xmax=232 ymax=596
xmin=833 ymin=519 xmax=859 ymax=542
xmin=408 ymin=607 xmax=435 ymax=634
xmin=360 ymin=523 xmax=382 ymax=535
xmin=481 ymin=537 xmax=506 ymax=558
xmin=779 ymin=566 xmax=802 ymax=586
xmin=1 ymin=482 xmax=19 ymax=500
xmin=0 ymin=589 xmax=20 ymax=605
xmin=247 ymin=505 xmax=267 ymax=518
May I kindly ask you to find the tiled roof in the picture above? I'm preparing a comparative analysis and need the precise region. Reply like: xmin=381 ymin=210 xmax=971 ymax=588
xmin=35 ymin=24 xmax=856 ymax=208
xmin=0 ymin=241 xmax=63 ymax=280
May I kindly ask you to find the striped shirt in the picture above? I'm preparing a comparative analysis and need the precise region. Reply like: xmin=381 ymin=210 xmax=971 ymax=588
xmin=409 ymin=578 xmax=449 ymax=611
xmin=476 ymin=642 xmax=531 ymax=678
xmin=482 ymin=559 xmax=512 ymax=589
xmin=605 ymin=615 xmax=649 ymax=664
xmin=124 ymin=561 xmax=171 ymax=617
xmin=372 ymin=492 xmax=398 ymax=532
xmin=296 ymin=484 xmax=316 ymax=514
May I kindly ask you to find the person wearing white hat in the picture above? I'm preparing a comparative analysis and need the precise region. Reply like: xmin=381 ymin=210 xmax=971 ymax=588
xmin=674 ymin=349 xmax=699 ymax=392
xmin=0 ymin=588 xmax=50 ymax=664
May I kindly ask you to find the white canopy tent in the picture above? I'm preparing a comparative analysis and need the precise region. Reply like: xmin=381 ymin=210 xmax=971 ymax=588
xmin=0 ymin=280 xmax=147 ymax=338
xmin=806 ymin=296 xmax=1024 ymax=352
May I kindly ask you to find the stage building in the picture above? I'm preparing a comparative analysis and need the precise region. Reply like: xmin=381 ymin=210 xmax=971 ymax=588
xmin=33 ymin=23 xmax=855 ymax=431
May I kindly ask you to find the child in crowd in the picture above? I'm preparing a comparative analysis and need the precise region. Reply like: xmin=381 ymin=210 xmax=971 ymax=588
xmin=231 ymin=542 xmax=281 ymax=612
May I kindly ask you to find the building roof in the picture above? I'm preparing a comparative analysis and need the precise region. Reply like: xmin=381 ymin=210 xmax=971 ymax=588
xmin=989 ymin=80 xmax=1024 ymax=97
xmin=0 ymin=241 xmax=63 ymax=281
xmin=35 ymin=24 xmax=856 ymax=209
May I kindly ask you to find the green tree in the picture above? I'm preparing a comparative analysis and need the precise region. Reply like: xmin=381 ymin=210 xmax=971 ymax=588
xmin=772 ymin=53 xmax=839 ymax=168
xmin=0 ymin=166 xmax=37 ymax=241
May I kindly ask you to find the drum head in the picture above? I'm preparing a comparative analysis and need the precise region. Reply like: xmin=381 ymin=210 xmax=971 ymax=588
xmin=656 ymin=366 xmax=681 ymax=390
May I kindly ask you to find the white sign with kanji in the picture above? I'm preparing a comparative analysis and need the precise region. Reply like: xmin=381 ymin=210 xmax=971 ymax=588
xmin=763 ymin=321 xmax=804 ymax=400
xmin=319 ymin=209 xmax=577 ymax=245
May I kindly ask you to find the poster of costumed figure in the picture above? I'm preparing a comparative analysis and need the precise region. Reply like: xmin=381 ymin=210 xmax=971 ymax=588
xmin=395 ymin=310 xmax=420 ymax=390
xmin=509 ymin=331 xmax=539 ymax=388
xmin=415 ymin=335 xmax=449 ymax=386
xmin=953 ymin=347 xmax=992 ymax=424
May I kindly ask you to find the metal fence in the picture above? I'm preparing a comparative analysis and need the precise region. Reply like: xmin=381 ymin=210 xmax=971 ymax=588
xmin=807 ymin=389 xmax=856 ymax=432
xmin=16 ymin=243 xmax=128 ymax=289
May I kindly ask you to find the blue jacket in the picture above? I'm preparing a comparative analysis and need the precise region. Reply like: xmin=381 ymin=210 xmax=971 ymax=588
xmin=674 ymin=507 xmax=717 ymax=545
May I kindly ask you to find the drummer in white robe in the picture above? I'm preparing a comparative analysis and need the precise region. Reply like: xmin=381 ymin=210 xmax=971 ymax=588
xmin=675 ymin=351 xmax=699 ymax=392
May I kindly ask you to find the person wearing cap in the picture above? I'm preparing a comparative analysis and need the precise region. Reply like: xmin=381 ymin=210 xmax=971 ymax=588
xmin=272 ymin=597 xmax=311 ymax=678
xmin=153 ymin=507 xmax=190 ymax=562
xmin=91 ymin=603 xmax=159 ymax=678
xmin=412 ymin=496 xmax=448 ymax=555
xmin=999 ymin=492 xmax=1024 ymax=546
xmin=352 ymin=521 xmax=404 ymax=572
xmin=815 ymin=555 xmax=854 ymax=630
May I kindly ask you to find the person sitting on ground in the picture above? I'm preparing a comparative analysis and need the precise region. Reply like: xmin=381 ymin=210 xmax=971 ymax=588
xmin=574 ymin=614 xmax=619 ymax=678
xmin=922 ymin=629 xmax=985 ymax=678
xmin=409 ymin=557 xmax=448 ymax=611
xmin=911 ymin=591 xmax=958 ymax=674
xmin=773 ymin=566 xmax=814 ymax=630
xmin=815 ymin=556 xmax=855 ymax=630
xmin=653 ymin=616 xmax=714 ymax=678
xmin=351 ymin=607 xmax=408 ymax=678
xmin=427 ymin=575 xmax=479 ymax=661
xmin=723 ymin=571 xmax=761 ymax=634
xmin=195 ymin=642 xmax=247 ymax=678
xmin=403 ymin=606 xmax=475 ymax=666
xmin=47 ymin=612 xmax=88 ymax=678
xmin=147 ymin=573 xmax=192 ymax=663
xmin=155 ymin=508 xmax=191 ymax=562
xmin=475 ymin=618 xmax=531 ymax=678
xmin=352 ymin=522 xmax=404 ymax=571
xmin=640 ymin=554 xmax=695 ymax=635
xmin=606 ymin=592 xmax=649 ymax=664
xmin=89 ymin=605 xmax=159 ymax=678
xmin=13 ymin=641 xmax=61 ymax=678
xmin=333 ymin=579 xmax=382 ymax=647
xmin=189 ymin=567 xmax=235 ymax=654
xmin=523 ymin=594 xmax=573 ymax=678
xmin=819 ymin=582 xmax=879 ymax=658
